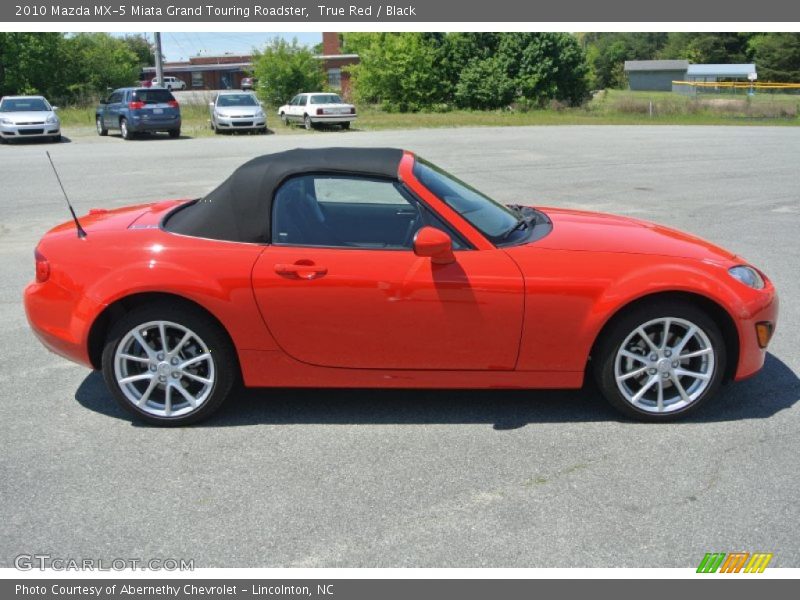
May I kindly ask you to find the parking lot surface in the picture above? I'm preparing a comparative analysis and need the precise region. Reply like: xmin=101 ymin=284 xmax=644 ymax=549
xmin=1 ymin=126 xmax=798 ymax=567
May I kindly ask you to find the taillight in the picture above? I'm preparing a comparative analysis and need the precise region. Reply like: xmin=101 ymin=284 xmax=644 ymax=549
xmin=35 ymin=249 xmax=50 ymax=283
xmin=128 ymin=101 xmax=145 ymax=110
xmin=167 ymin=100 xmax=179 ymax=108
xmin=350 ymin=107 xmax=356 ymax=114
xmin=316 ymin=108 xmax=323 ymax=115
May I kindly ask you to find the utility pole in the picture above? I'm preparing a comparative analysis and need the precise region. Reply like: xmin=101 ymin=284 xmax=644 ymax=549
xmin=154 ymin=32 xmax=164 ymax=86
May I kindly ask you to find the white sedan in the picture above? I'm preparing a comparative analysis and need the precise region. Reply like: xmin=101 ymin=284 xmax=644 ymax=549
xmin=208 ymin=91 xmax=267 ymax=134
xmin=0 ymin=96 xmax=61 ymax=143
xmin=278 ymin=93 xmax=356 ymax=130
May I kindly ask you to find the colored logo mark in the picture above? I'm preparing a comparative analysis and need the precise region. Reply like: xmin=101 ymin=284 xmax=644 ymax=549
xmin=697 ymin=552 xmax=773 ymax=573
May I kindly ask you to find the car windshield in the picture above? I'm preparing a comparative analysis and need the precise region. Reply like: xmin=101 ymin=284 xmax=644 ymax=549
xmin=412 ymin=158 xmax=519 ymax=242
xmin=311 ymin=94 xmax=344 ymax=104
xmin=217 ymin=94 xmax=258 ymax=107
xmin=131 ymin=89 xmax=176 ymax=104
xmin=0 ymin=98 xmax=50 ymax=112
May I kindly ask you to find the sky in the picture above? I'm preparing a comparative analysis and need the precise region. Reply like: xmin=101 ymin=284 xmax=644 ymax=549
xmin=113 ymin=32 xmax=322 ymax=62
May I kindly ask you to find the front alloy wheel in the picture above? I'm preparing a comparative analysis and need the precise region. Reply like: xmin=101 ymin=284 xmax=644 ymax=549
xmin=595 ymin=301 xmax=725 ymax=421
xmin=102 ymin=303 xmax=237 ymax=425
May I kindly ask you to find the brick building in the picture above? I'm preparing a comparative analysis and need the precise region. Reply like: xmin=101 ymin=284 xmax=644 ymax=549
xmin=141 ymin=33 xmax=359 ymax=98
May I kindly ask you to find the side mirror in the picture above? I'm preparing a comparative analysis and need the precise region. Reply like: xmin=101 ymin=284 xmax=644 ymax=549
xmin=413 ymin=226 xmax=455 ymax=265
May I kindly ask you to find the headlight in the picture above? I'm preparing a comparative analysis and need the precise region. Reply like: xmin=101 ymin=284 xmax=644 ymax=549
xmin=728 ymin=265 xmax=765 ymax=289
xmin=254 ymin=110 xmax=264 ymax=118
xmin=46 ymin=114 xmax=59 ymax=124
xmin=0 ymin=118 xmax=13 ymax=126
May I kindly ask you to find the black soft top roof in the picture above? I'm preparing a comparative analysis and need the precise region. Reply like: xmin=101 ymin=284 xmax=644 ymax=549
xmin=165 ymin=147 xmax=405 ymax=243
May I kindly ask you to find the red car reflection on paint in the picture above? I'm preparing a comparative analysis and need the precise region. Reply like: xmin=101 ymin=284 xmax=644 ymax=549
xmin=24 ymin=148 xmax=778 ymax=425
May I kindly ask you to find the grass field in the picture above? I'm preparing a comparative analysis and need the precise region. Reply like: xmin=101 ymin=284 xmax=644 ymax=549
xmin=56 ymin=89 xmax=800 ymax=138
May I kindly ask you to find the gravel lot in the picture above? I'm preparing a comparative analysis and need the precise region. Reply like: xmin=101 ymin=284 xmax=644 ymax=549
xmin=1 ymin=125 xmax=798 ymax=568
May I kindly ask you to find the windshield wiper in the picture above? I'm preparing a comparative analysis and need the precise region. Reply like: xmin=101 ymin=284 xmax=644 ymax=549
xmin=501 ymin=217 xmax=529 ymax=240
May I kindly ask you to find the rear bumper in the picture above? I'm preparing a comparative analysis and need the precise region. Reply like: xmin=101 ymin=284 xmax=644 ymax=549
xmin=128 ymin=116 xmax=181 ymax=132
xmin=733 ymin=284 xmax=779 ymax=380
xmin=24 ymin=279 xmax=100 ymax=369
xmin=310 ymin=115 xmax=356 ymax=124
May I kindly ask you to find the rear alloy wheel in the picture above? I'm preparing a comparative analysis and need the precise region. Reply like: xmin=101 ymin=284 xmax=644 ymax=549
xmin=594 ymin=301 xmax=725 ymax=421
xmin=102 ymin=304 xmax=237 ymax=425
xmin=120 ymin=118 xmax=134 ymax=140
xmin=96 ymin=116 xmax=108 ymax=136
xmin=304 ymin=114 xmax=313 ymax=130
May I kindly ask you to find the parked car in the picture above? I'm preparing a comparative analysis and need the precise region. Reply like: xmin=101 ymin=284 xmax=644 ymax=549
xmin=208 ymin=91 xmax=266 ymax=134
xmin=240 ymin=77 xmax=256 ymax=91
xmin=278 ymin=93 xmax=356 ymax=130
xmin=24 ymin=148 xmax=778 ymax=426
xmin=96 ymin=87 xmax=181 ymax=140
xmin=150 ymin=76 xmax=186 ymax=91
xmin=0 ymin=95 xmax=61 ymax=143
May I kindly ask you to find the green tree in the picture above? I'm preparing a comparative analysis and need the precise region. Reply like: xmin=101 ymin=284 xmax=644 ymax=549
xmin=454 ymin=57 xmax=515 ymax=109
xmin=657 ymin=33 xmax=752 ymax=64
xmin=0 ymin=32 xmax=67 ymax=99
xmin=252 ymin=37 xmax=325 ymax=106
xmin=580 ymin=33 xmax=668 ymax=89
xmin=749 ymin=33 xmax=800 ymax=81
xmin=63 ymin=33 xmax=140 ymax=100
xmin=121 ymin=34 xmax=155 ymax=68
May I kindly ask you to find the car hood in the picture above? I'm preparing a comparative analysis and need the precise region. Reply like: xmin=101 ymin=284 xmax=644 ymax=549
xmin=531 ymin=206 xmax=736 ymax=263
xmin=2 ymin=110 xmax=55 ymax=122
xmin=214 ymin=106 xmax=261 ymax=116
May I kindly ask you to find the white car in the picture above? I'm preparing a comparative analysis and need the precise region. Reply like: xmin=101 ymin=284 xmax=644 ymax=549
xmin=151 ymin=76 xmax=187 ymax=91
xmin=278 ymin=93 xmax=356 ymax=130
xmin=208 ymin=91 xmax=267 ymax=134
xmin=0 ymin=95 xmax=61 ymax=143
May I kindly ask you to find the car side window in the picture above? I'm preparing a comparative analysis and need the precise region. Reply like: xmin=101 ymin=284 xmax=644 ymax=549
xmin=272 ymin=175 xmax=466 ymax=250
xmin=109 ymin=91 xmax=123 ymax=104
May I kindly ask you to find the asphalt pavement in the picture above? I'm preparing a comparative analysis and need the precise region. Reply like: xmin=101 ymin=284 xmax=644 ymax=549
xmin=1 ymin=125 xmax=798 ymax=567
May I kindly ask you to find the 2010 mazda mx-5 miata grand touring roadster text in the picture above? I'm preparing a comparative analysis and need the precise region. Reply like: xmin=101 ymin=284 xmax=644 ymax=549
xmin=24 ymin=148 xmax=778 ymax=425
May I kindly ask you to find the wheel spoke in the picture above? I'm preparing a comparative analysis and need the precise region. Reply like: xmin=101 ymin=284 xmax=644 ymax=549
xmin=619 ymin=349 xmax=648 ymax=364
xmin=132 ymin=330 xmax=156 ymax=359
xmin=675 ymin=368 xmax=711 ymax=382
xmin=679 ymin=348 xmax=712 ymax=360
xmin=181 ymin=371 xmax=213 ymax=385
xmin=180 ymin=353 xmax=210 ymax=369
xmin=164 ymin=384 xmax=172 ymax=416
xmin=661 ymin=318 xmax=671 ymax=349
xmin=636 ymin=327 xmax=660 ymax=354
xmin=137 ymin=377 xmax=159 ymax=406
xmin=173 ymin=382 xmax=198 ymax=408
xmin=119 ymin=353 xmax=149 ymax=363
xmin=119 ymin=373 xmax=153 ymax=385
xmin=670 ymin=374 xmax=692 ymax=403
xmin=616 ymin=365 xmax=649 ymax=382
xmin=170 ymin=331 xmax=192 ymax=358
xmin=159 ymin=322 xmax=169 ymax=354
xmin=673 ymin=325 xmax=697 ymax=355
xmin=656 ymin=378 xmax=664 ymax=412
xmin=631 ymin=375 xmax=658 ymax=403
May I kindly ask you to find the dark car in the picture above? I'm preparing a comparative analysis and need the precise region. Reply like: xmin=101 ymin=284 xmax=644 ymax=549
xmin=95 ymin=87 xmax=181 ymax=140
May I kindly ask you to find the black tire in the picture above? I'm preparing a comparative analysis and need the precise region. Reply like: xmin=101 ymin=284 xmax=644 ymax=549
xmin=593 ymin=300 xmax=726 ymax=422
xmin=341 ymin=122 xmax=351 ymax=130
xmin=96 ymin=116 xmax=108 ymax=136
xmin=168 ymin=128 xmax=180 ymax=138
xmin=303 ymin=114 xmax=313 ymax=130
xmin=50 ymin=134 xmax=62 ymax=143
xmin=101 ymin=302 xmax=238 ymax=426
xmin=280 ymin=112 xmax=288 ymax=126
xmin=120 ymin=118 xmax=134 ymax=140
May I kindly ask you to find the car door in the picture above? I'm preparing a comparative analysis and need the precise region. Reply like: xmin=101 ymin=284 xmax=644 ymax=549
xmin=103 ymin=90 xmax=124 ymax=129
xmin=250 ymin=173 xmax=524 ymax=371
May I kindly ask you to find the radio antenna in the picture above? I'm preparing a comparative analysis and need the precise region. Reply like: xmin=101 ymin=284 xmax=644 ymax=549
xmin=46 ymin=151 xmax=86 ymax=238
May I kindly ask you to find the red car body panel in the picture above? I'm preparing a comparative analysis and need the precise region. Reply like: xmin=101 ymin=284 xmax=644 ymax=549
xmin=24 ymin=151 xmax=778 ymax=392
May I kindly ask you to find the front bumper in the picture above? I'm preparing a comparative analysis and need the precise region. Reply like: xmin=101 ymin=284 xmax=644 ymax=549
xmin=214 ymin=114 xmax=266 ymax=130
xmin=0 ymin=122 xmax=60 ymax=139
xmin=733 ymin=283 xmax=779 ymax=380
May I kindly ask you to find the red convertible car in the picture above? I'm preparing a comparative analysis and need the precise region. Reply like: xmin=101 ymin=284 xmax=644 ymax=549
xmin=25 ymin=148 xmax=778 ymax=425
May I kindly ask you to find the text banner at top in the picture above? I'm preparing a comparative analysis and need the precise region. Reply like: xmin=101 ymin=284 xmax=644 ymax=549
xmin=4 ymin=0 xmax=800 ymax=23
